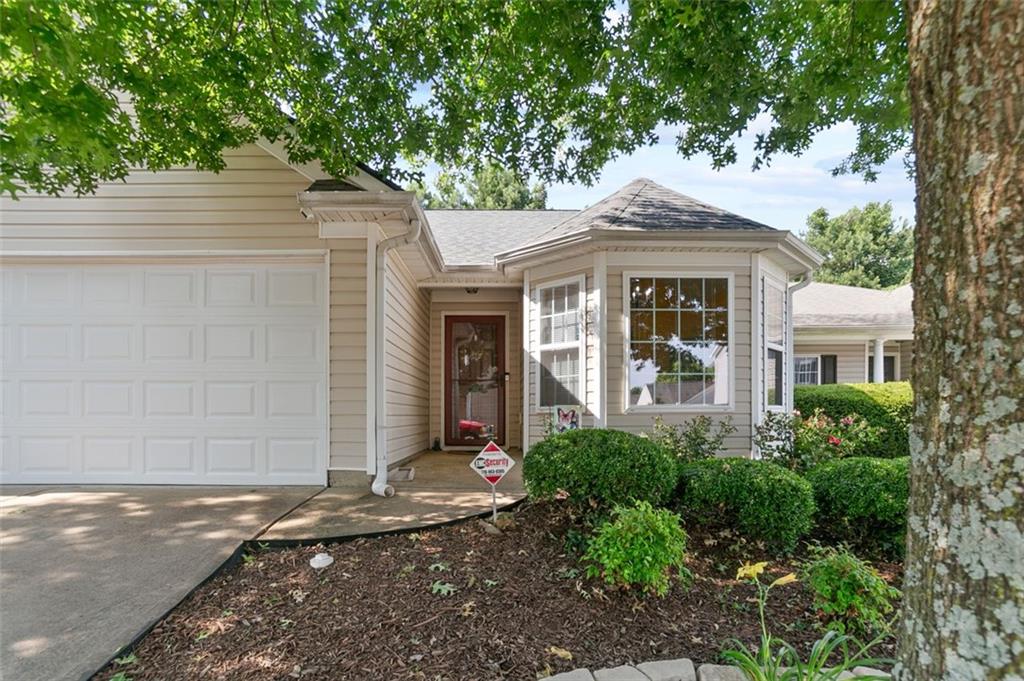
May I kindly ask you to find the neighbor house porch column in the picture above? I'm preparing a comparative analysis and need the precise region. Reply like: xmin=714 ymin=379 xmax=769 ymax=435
xmin=872 ymin=338 xmax=885 ymax=383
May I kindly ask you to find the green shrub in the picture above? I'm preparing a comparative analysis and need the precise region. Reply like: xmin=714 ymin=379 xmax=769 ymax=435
xmin=583 ymin=500 xmax=689 ymax=596
xmin=801 ymin=545 xmax=901 ymax=637
xmin=806 ymin=457 xmax=909 ymax=556
xmin=676 ymin=458 xmax=815 ymax=551
xmin=794 ymin=382 xmax=913 ymax=458
xmin=523 ymin=429 xmax=677 ymax=511
xmin=649 ymin=415 xmax=736 ymax=464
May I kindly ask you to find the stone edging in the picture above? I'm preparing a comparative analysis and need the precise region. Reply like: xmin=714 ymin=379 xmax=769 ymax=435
xmin=547 ymin=658 xmax=891 ymax=680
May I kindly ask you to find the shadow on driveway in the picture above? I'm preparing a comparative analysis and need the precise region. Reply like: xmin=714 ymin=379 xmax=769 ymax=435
xmin=0 ymin=485 xmax=320 ymax=681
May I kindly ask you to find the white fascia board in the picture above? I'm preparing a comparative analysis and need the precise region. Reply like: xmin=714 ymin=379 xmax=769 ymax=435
xmin=496 ymin=229 xmax=817 ymax=269
xmin=255 ymin=137 xmax=330 ymax=182
xmin=254 ymin=137 xmax=396 ymax=193
xmin=794 ymin=325 xmax=915 ymax=342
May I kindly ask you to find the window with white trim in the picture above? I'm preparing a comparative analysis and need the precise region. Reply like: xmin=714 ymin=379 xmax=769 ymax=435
xmin=536 ymin=278 xmax=585 ymax=407
xmin=627 ymin=276 xmax=730 ymax=407
xmin=794 ymin=356 xmax=820 ymax=385
xmin=763 ymin=278 xmax=786 ymax=408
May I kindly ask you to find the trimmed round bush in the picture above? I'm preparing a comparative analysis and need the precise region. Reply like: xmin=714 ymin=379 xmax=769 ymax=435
xmin=794 ymin=382 xmax=913 ymax=458
xmin=522 ymin=429 xmax=676 ymax=510
xmin=806 ymin=456 xmax=909 ymax=556
xmin=676 ymin=458 xmax=815 ymax=551
xmin=584 ymin=500 xmax=689 ymax=596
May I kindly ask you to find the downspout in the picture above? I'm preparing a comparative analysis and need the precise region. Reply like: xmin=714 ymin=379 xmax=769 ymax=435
xmin=786 ymin=270 xmax=814 ymax=412
xmin=371 ymin=218 xmax=422 ymax=497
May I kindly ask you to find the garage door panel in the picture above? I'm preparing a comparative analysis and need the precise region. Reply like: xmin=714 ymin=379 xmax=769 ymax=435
xmin=83 ymin=324 xmax=135 ymax=361
xmin=205 ymin=270 xmax=258 ymax=307
xmin=1 ymin=263 xmax=327 ymax=485
xmin=144 ymin=271 xmax=197 ymax=307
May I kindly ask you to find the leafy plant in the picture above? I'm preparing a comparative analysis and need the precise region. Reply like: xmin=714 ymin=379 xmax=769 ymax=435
xmin=523 ymin=429 xmax=677 ymax=512
xmin=753 ymin=409 xmax=882 ymax=473
xmin=676 ymin=458 xmax=815 ymax=552
xmin=430 ymin=581 xmax=457 ymax=596
xmin=649 ymin=415 xmax=736 ymax=464
xmin=113 ymin=653 xmax=137 ymax=666
xmin=721 ymin=561 xmax=891 ymax=680
xmin=108 ymin=673 xmax=132 ymax=681
xmin=806 ymin=457 xmax=910 ymax=557
xmin=794 ymin=383 xmax=913 ymax=458
xmin=801 ymin=545 xmax=900 ymax=637
xmin=428 ymin=562 xmax=449 ymax=572
xmin=583 ymin=500 xmax=689 ymax=596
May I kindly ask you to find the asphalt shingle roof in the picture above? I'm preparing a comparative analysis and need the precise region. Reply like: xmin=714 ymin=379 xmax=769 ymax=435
xmin=793 ymin=283 xmax=913 ymax=327
xmin=424 ymin=209 xmax=576 ymax=267
xmin=530 ymin=178 xmax=776 ymax=244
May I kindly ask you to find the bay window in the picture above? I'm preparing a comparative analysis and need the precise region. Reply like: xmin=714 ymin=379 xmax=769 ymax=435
xmin=536 ymin=277 xmax=585 ymax=407
xmin=626 ymin=275 xmax=731 ymax=408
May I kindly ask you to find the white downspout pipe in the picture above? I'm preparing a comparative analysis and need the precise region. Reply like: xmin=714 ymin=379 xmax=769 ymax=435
xmin=787 ymin=270 xmax=814 ymax=412
xmin=371 ymin=218 xmax=422 ymax=497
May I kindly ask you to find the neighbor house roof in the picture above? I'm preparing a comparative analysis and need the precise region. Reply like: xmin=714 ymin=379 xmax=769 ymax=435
xmin=793 ymin=283 xmax=913 ymax=328
xmin=424 ymin=209 xmax=576 ymax=267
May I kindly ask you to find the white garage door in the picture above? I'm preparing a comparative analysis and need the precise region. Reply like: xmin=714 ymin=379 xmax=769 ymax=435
xmin=0 ymin=262 xmax=327 ymax=485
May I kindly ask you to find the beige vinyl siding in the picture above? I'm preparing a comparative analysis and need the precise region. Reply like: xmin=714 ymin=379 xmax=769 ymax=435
xmin=0 ymin=144 xmax=322 ymax=252
xmin=429 ymin=288 xmax=522 ymax=450
xmin=328 ymin=239 xmax=369 ymax=470
xmin=384 ymin=254 xmax=431 ymax=463
xmin=793 ymin=343 xmax=867 ymax=384
xmin=604 ymin=264 xmax=753 ymax=456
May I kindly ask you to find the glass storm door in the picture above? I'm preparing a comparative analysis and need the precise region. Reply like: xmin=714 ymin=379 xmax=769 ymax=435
xmin=444 ymin=315 xmax=506 ymax=447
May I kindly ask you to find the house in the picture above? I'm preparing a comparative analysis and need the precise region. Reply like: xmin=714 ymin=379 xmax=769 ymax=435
xmin=792 ymin=282 xmax=913 ymax=385
xmin=0 ymin=143 xmax=822 ymax=490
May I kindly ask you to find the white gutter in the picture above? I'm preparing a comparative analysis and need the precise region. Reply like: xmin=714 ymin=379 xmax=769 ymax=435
xmin=371 ymin=218 xmax=422 ymax=497
xmin=786 ymin=269 xmax=814 ymax=413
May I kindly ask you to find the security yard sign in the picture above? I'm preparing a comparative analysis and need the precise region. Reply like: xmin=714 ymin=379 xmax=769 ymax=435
xmin=470 ymin=441 xmax=515 ymax=521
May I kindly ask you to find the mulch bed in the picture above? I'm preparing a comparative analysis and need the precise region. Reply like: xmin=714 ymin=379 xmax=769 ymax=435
xmin=93 ymin=502 xmax=901 ymax=681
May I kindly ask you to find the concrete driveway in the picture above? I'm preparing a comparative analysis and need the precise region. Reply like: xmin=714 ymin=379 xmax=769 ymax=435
xmin=0 ymin=485 xmax=321 ymax=681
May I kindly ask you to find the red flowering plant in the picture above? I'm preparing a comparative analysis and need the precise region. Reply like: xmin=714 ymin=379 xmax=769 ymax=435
xmin=754 ymin=409 xmax=882 ymax=473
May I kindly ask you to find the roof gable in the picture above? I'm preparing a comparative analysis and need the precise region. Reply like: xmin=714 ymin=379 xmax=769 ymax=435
xmin=532 ymin=178 xmax=776 ymax=243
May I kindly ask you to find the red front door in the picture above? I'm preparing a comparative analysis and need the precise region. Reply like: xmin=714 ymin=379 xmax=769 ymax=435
xmin=444 ymin=315 xmax=506 ymax=447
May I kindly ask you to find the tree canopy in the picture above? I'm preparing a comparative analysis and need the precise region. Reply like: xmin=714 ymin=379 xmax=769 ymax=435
xmin=804 ymin=202 xmax=913 ymax=289
xmin=408 ymin=165 xmax=547 ymax=209
xmin=1 ymin=0 xmax=906 ymax=198
xmin=3 ymin=3 xmax=1022 ymax=677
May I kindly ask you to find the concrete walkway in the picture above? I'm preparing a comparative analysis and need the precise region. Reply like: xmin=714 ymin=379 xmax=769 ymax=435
xmin=261 ymin=451 xmax=526 ymax=541
xmin=0 ymin=485 xmax=320 ymax=681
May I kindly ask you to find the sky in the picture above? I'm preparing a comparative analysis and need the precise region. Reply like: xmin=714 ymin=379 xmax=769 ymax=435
xmin=545 ymin=119 xmax=916 ymax=235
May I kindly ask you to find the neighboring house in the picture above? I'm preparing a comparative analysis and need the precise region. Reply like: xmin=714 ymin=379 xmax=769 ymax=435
xmin=792 ymin=282 xmax=914 ymax=385
xmin=0 ymin=143 xmax=821 ymax=489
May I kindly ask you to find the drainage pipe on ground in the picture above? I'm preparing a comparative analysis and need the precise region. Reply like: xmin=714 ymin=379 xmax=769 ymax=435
xmin=371 ymin=218 xmax=422 ymax=497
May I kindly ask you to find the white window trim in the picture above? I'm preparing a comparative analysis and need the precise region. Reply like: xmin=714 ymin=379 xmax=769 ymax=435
xmin=534 ymin=274 xmax=587 ymax=411
xmin=621 ymin=270 xmax=736 ymax=413
xmin=763 ymin=276 xmax=787 ymax=412
xmin=794 ymin=354 xmax=822 ymax=386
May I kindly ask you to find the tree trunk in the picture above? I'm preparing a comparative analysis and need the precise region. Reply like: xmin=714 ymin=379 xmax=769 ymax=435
xmin=899 ymin=0 xmax=1024 ymax=678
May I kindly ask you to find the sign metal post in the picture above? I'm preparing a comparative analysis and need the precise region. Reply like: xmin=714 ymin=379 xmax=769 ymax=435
xmin=469 ymin=440 xmax=515 ymax=523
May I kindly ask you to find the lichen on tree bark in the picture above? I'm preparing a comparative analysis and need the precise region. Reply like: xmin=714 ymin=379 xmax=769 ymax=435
xmin=899 ymin=0 xmax=1024 ymax=678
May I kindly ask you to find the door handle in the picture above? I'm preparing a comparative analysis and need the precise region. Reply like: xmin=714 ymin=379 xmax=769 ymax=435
xmin=500 ymin=372 xmax=510 ymax=386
